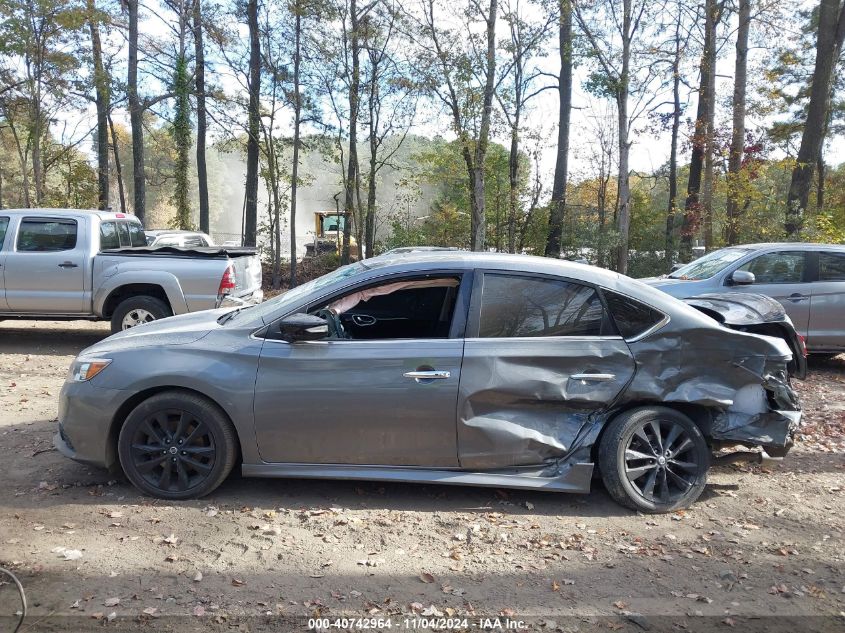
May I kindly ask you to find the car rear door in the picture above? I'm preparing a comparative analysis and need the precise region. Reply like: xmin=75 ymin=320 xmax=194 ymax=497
xmin=806 ymin=250 xmax=845 ymax=350
xmin=3 ymin=216 xmax=87 ymax=313
xmin=730 ymin=250 xmax=810 ymax=336
xmin=456 ymin=271 xmax=636 ymax=470
xmin=252 ymin=272 xmax=471 ymax=466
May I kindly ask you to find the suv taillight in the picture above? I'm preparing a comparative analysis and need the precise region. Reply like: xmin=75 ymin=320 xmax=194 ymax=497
xmin=218 ymin=264 xmax=236 ymax=296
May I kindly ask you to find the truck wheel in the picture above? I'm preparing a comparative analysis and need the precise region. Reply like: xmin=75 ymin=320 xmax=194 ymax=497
xmin=598 ymin=407 xmax=709 ymax=513
xmin=111 ymin=295 xmax=172 ymax=333
xmin=117 ymin=391 xmax=238 ymax=500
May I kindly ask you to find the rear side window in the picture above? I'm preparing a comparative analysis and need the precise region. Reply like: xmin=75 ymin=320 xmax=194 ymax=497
xmin=127 ymin=221 xmax=146 ymax=246
xmin=0 ymin=217 xmax=8 ymax=249
xmin=737 ymin=251 xmax=805 ymax=283
xmin=479 ymin=274 xmax=611 ymax=338
xmin=819 ymin=253 xmax=845 ymax=281
xmin=99 ymin=221 xmax=120 ymax=249
xmin=17 ymin=219 xmax=78 ymax=252
xmin=604 ymin=291 xmax=665 ymax=339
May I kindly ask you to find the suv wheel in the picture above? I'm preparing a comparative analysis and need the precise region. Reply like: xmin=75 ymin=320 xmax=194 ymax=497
xmin=599 ymin=406 xmax=709 ymax=513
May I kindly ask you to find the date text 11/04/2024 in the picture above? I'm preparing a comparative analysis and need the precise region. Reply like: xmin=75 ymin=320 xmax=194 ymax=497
xmin=308 ymin=617 xmax=528 ymax=630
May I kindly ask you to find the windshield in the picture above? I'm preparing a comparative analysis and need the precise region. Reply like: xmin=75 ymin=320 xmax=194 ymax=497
xmin=669 ymin=247 xmax=751 ymax=280
xmin=225 ymin=259 xmax=384 ymax=324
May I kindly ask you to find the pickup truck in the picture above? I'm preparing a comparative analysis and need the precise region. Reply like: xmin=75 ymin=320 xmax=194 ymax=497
xmin=0 ymin=209 xmax=263 ymax=333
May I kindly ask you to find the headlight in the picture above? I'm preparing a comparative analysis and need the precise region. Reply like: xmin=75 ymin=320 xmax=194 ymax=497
xmin=68 ymin=358 xmax=112 ymax=382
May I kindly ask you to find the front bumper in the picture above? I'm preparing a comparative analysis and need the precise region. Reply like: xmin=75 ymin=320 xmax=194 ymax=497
xmin=56 ymin=379 xmax=127 ymax=470
xmin=218 ymin=288 xmax=264 ymax=309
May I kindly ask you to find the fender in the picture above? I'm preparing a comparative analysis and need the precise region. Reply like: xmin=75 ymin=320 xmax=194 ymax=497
xmin=94 ymin=270 xmax=190 ymax=317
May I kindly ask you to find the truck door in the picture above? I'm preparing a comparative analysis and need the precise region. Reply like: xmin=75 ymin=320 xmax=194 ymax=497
xmin=4 ymin=216 xmax=86 ymax=314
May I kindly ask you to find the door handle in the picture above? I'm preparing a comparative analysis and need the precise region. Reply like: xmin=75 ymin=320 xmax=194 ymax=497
xmin=788 ymin=293 xmax=808 ymax=302
xmin=570 ymin=373 xmax=616 ymax=382
xmin=352 ymin=314 xmax=376 ymax=326
xmin=58 ymin=262 xmax=78 ymax=268
xmin=403 ymin=370 xmax=450 ymax=381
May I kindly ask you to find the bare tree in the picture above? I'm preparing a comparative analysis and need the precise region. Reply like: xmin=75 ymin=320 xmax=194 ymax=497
xmin=194 ymin=0 xmax=210 ymax=233
xmin=244 ymin=0 xmax=260 ymax=247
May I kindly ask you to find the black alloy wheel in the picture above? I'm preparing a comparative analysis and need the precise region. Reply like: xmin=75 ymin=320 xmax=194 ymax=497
xmin=118 ymin=391 xmax=237 ymax=499
xmin=599 ymin=406 xmax=709 ymax=513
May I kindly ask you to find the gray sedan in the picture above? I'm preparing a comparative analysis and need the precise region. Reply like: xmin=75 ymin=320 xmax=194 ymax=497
xmin=642 ymin=243 xmax=845 ymax=355
xmin=55 ymin=252 xmax=801 ymax=513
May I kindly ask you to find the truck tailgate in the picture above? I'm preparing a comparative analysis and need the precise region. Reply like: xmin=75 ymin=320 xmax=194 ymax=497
xmin=231 ymin=254 xmax=262 ymax=297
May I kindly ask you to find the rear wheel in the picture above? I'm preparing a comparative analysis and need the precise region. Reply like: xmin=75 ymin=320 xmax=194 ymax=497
xmin=117 ymin=391 xmax=237 ymax=500
xmin=111 ymin=295 xmax=171 ymax=333
xmin=598 ymin=407 xmax=709 ymax=513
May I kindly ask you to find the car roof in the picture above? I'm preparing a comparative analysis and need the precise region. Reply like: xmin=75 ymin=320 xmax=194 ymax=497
xmin=0 ymin=208 xmax=141 ymax=222
xmin=145 ymin=229 xmax=208 ymax=236
xmin=730 ymin=242 xmax=845 ymax=251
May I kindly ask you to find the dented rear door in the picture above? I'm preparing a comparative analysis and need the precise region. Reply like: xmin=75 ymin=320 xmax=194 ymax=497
xmin=457 ymin=271 xmax=635 ymax=470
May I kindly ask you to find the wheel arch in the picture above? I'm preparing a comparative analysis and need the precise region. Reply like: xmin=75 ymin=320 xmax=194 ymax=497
xmin=101 ymin=284 xmax=174 ymax=319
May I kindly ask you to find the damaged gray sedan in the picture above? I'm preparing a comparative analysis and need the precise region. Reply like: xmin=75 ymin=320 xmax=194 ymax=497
xmin=55 ymin=252 xmax=802 ymax=513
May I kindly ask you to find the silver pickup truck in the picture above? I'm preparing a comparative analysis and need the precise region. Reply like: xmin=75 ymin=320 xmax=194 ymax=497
xmin=0 ymin=209 xmax=263 ymax=333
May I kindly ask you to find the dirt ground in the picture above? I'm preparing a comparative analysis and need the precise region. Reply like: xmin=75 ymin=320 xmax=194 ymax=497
xmin=1 ymin=320 xmax=844 ymax=633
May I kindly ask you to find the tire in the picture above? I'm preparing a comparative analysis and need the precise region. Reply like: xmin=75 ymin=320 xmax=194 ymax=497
xmin=117 ymin=391 xmax=238 ymax=500
xmin=110 ymin=295 xmax=172 ymax=334
xmin=598 ymin=406 xmax=709 ymax=513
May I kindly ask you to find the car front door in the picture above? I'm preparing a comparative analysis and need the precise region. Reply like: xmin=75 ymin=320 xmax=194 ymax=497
xmin=252 ymin=273 xmax=470 ymax=466
xmin=806 ymin=251 xmax=845 ymax=350
xmin=457 ymin=271 xmax=636 ymax=470
xmin=4 ymin=216 xmax=86 ymax=313
xmin=730 ymin=250 xmax=810 ymax=336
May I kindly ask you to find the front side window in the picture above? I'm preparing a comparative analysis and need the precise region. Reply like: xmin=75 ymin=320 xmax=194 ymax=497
xmin=99 ymin=221 xmax=120 ymax=250
xmin=0 ymin=217 xmax=8 ymax=249
xmin=17 ymin=219 xmax=78 ymax=252
xmin=479 ymin=274 xmax=610 ymax=338
xmin=819 ymin=252 xmax=845 ymax=281
xmin=737 ymin=252 xmax=805 ymax=284
xmin=310 ymin=276 xmax=461 ymax=340
xmin=604 ymin=291 xmax=665 ymax=339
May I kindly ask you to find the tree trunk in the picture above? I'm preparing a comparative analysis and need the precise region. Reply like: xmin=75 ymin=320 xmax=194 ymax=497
xmin=664 ymin=17 xmax=681 ymax=271
xmin=545 ymin=0 xmax=572 ymax=258
xmin=681 ymin=0 xmax=719 ymax=261
xmin=342 ymin=0 xmax=361 ymax=264
xmin=88 ymin=0 xmax=109 ymax=210
xmin=127 ymin=0 xmax=145 ymax=222
xmin=507 ymin=111 xmax=518 ymax=254
xmin=172 ymin=4 xmax=192 ymax=230
xmin=290 ymin=2 xmax=302 ymax=285
xmin=107 ymin=113 xmax=127 ymax=214
xmin=614 ymin=0 xmax=632 ymax=274
xmin=244 ymin=0 xmax=260 ymax=247
xmin=725 ymin=0 xmax=750 ymax=245
xmin=785 ymin=0 xmax=845 ymax=236
xmin=470 ymin=0 xmax=497 ymax=252
xmin=702 ymin=46 xmax=716 ymax=250
xmin=194 ymin=0 xmax=210 ymax=234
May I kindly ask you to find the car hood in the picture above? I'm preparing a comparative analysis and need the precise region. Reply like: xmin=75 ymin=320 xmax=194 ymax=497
xmin=682 ymin=293 xmax=788 ymax=326
xmin=80 ymin=308 xmax=230 ymax=357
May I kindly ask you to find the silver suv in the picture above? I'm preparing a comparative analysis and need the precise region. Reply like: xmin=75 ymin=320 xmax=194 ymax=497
xmin=642 ymin=243 xmax=845 ymax=355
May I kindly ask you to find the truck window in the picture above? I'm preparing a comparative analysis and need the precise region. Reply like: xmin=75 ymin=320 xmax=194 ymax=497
xmin=100 ymin=221 xmax=120 ymax=249
xmin=17 ymin=219 xmax=78 ymax=252
xmin=127 ymin=221 xmax=146 ymax=246
xmin=117 ymin=221 xmax=131 ymax=247
xmin=0 ymin=217 xmax=8 ymax=249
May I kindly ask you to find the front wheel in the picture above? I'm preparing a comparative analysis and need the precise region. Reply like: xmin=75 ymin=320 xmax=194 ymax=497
xmin=598 ymin=407 xmax=709 ymax=513
xmin=117 ymin=391 xmax=238 ymax=500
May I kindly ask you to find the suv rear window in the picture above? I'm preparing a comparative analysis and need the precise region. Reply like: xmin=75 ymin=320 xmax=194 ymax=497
xmin=17 ymin=219 xmax=78 ymax=252
xmin=604 ymin=291 xmax=665 ymax=339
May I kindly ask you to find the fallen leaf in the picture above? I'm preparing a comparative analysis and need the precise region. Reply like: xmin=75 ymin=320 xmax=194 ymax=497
xmin=193 ymin=605 xmax=206 ymax=617
xmin=613 ymin=600 xmax=627 ymax=610
xmin=231 ymin=578 xmax=245 ymax=587
xmin=194 ymin=571 xmax=203 ymax=582
xmin=419 ymin=572 xmax=435 ymax=584
xmin=104 ymin=597 xmax=120 ymax=607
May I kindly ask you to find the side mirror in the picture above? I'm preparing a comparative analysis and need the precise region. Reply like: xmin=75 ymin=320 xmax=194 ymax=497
xmin=278 ymin=313 xmax=329 ymax=342
xmin=731 ymin=270 xmax=755 ymax=285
